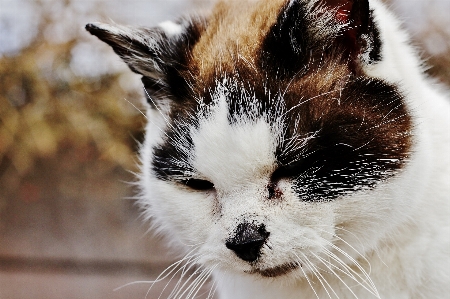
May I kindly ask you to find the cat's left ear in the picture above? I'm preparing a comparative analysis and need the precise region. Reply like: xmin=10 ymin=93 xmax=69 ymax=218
xmin=86 ymin=20 xmax=204 ymax=104
xmin=321 ymin=0 xmax=382 ymax=67
xmin=260 ymin=0 xmax=381 ymax=76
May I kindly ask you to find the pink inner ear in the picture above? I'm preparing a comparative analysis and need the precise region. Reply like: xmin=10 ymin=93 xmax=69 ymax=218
xmin=323 ymin=0 xmax=353 ymax=24
xmin=335 ymin=8 xmax=350 ymax=23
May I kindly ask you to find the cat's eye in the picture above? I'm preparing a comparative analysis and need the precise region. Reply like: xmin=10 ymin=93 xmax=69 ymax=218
xmin=182 ymin=178 xmax=215 ymax=191
xmin=271 ymin=160 xmax=306 ymax=181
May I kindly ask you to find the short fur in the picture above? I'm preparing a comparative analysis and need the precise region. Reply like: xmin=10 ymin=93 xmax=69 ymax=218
xmin=86 ymin=0 xmax=450 ymax=298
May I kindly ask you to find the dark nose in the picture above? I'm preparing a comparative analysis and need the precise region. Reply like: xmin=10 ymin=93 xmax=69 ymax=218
xmin=225 ymin=223 xmax=270 ymax=262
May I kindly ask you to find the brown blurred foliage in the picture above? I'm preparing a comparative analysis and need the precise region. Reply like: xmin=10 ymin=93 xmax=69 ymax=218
xmin=421 ymin=30 xmax=450 ymax=87
xmin=0 ymin=47 xmax=144 ymax=173
xmin=0 ymin=2 xmax=145 ymax=187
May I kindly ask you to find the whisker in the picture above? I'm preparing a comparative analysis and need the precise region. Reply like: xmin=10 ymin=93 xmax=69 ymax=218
xmin=122 ymin=97 xmax=148 ymax=119
xmin=313 ymin=252 xmax=360 ymax=299
xmin=314 ymin=251 xmax=379 ymax=298
xmin=320 ymin=249 xmax=357 ymax=279
xmin=113 ymin=251 xmax=200 ymax=293
xmin=296 ymin=232 xmax=379 ymax=298
xmin=143 ymin=87 xmax=182 ymax=133
xmin=163 ymin=255 xmax=209 ymax=299
xmin=294 ymin=253 xmax=320 ymax=299
xmin=188 ymin=264 xmax=219 ymax=299
xmin=315 ymin=228 xmax=372 ymax=276
xmin=180 ymin=241 xmax=207 ymax=248
xmin=320 ymin=246 xmax=371 ymax=290
xmin=113 ymin=280 xmax=154 ymax=292
xmin=186 ymin=265 xmax=217 ymax=299
xmin=140 ymin=247 xmax=202 ymax=299
xmin=157 ymin=249 xmax=202 ymax=282
xmin=322 ymin=241 xmax=378 ymax=296
xmin=300 ymin=252 xmax=335 ymax=299
xmin=282 ymin=90 xmax=336 ymax=117
xmin=300 ymin=252 xmax=340 ymax=299
xmin=171 ymin=266 xmax=207 ymax=299
xmin=163 ymin=254 xmax=205 ymax=299
xmin=206 ymin=273 xmax=219 ymax=299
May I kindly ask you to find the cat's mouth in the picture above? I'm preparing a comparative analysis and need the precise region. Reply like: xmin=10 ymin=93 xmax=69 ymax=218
xmin=246 ymin=262 xmax=300 ymax=278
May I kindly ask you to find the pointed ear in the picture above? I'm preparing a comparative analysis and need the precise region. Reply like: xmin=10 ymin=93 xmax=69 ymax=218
xmin=321 ymin=0 xmax=382 ymax=66
xmin=260 ymin=0 xmax=381 ymax=76
xmin=86 ymin=22 xmax=168 ymax=80
xmin=86 ymin=20 xmax=204 ymax=102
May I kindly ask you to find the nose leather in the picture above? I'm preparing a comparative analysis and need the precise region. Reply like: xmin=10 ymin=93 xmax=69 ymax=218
xmin=226 ymin=223 xmax=270 ymax=262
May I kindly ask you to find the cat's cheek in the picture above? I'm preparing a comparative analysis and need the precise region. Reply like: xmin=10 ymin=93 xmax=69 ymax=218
xmin=141 ymin=178 xmax=215 ymax=246
xmin=266 ymin=200 xmax=336 ymax=256
xmin=331 ymin=176 xmax=414 ymax=260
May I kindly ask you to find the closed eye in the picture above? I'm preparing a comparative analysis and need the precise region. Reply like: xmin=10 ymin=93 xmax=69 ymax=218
xmin=181 ymin=179 xmax=215 ymax=191
xmin=271 ymin=160 xmax=309 ymax=181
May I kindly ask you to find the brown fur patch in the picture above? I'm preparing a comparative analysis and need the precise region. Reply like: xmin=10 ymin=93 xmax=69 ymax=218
xmin=191 ymin=0 xmax=286 ymax=79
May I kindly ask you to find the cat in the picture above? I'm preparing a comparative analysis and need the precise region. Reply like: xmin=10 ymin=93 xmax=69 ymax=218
xmin=86 ymin=0 xmax=450 ymax=298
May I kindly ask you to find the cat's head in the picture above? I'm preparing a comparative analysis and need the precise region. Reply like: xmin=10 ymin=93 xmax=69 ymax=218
xmin=87 ymin=0 xmax=412 ymax=280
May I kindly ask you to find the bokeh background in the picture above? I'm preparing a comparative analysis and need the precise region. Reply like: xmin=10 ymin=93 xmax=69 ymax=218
xmin=0 ymin=0 xmax=449 ymax=298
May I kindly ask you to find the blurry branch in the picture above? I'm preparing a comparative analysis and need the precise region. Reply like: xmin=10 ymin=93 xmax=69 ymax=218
xmin=420 ymin=26 xmax=450 ymax=87
xmin=427 ymin=52 xmax=450 ymax=87
xmin=0 ymin=0 xmax=145 ymax=179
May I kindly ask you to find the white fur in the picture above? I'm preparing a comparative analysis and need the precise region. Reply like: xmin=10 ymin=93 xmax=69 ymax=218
xmin=138 ymin=0 xmax=450 ymax=298
xmin=159 ymin=20 xmax=184 ymax=37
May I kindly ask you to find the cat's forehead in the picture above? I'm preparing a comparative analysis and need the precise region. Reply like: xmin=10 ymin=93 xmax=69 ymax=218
xmin=192 ymin=93 xmax=278 ymax=190
xmin=183 ymin=0 xmax=350 ymax=102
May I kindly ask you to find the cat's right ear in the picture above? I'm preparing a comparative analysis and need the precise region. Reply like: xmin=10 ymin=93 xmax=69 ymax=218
xmin=86 ymin=22 xmax=167 ymax=80
xmin=86 ymin=20 xmax=204 ymax=104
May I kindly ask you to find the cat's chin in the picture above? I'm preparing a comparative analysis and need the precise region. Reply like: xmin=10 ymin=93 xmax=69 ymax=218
xmin=246 ymin=262 xmax=300 ymax=278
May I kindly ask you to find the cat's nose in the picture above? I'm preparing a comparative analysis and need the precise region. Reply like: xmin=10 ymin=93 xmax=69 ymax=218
xmin=225 ymin=222 xmax=270 ymax=262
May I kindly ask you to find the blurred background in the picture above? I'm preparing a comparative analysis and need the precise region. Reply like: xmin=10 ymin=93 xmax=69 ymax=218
xmin=0 ymin=0 xmax=449 ymax=298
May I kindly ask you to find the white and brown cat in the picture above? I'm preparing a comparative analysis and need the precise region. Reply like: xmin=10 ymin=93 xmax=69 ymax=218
xmin=87 ymin=0 xmax=450 ymax=298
